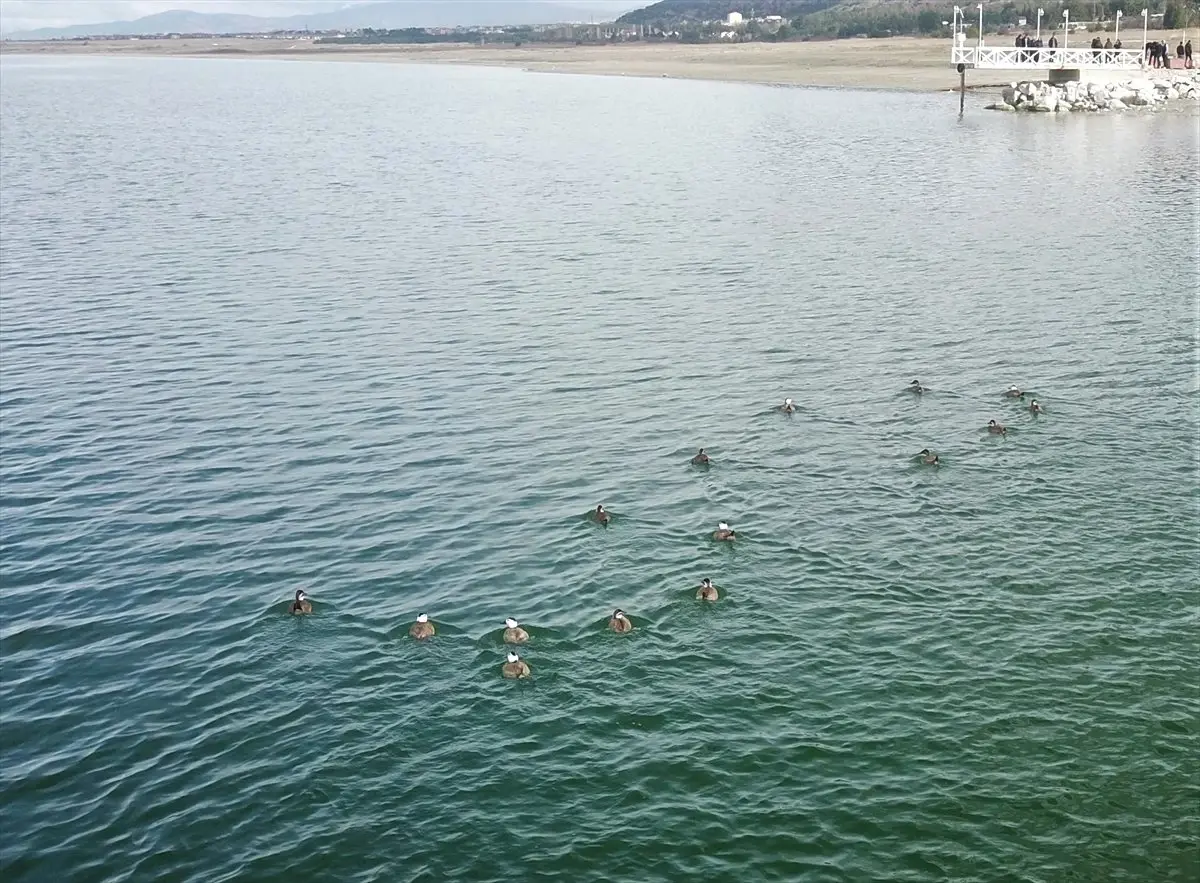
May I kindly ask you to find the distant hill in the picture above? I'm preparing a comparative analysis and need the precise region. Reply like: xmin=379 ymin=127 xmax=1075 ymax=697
xmin=617 ymin=0 xmax=840 ymax=25
xmin=8 ymin=1 xmax=625 ymax=40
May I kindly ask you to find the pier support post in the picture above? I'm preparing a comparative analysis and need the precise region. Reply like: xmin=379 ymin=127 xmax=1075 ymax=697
xmin=1048 ymin=68 xmax=1082 ymax=84
xmin=958 ymin=63 xmax=966 ymax=115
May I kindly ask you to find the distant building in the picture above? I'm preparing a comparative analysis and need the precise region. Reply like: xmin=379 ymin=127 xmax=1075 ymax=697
xmin=725 ymin=11 xmax=743 ymax=27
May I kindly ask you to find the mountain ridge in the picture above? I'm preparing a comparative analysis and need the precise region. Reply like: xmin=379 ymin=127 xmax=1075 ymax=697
xmin=7 ymin=1 xmax=629 ymax=40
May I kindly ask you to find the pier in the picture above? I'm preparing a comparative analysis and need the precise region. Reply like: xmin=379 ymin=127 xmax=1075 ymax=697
xmin=948 ymin=5 xmax=1153 ymax=89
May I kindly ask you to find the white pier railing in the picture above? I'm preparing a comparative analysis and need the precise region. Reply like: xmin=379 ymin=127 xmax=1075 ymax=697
xmin=951 ymin=45 xmax=1145 ymax=70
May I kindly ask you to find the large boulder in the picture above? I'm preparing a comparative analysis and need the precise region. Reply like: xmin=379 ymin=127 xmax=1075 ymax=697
xmin=1165 ymin=87 xmax=1180 ymax=99
xmin=1108 ymin=98 xmax=1128 ymax=109
xmin=1033 ymin=92 xmax=1059 ymax=112
xmin=986 ymin=102 xmax=1017 ymax=111
xmin=1002 ymin=85 xmax=1018 ymax=106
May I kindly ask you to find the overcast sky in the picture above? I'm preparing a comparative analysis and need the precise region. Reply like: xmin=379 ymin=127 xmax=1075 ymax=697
xmin=0 ymin=1 xmax=639 ymax=33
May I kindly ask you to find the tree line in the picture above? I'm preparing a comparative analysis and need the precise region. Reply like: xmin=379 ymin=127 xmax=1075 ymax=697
xmin=621 ymin=0 xmax=1197 ymax=39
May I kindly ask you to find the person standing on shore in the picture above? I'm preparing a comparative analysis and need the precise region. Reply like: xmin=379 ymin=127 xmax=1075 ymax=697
xmin=1048 ymin=32 xmax=1058 ymax=51
xmin=1186 ymin=40 xmax=1193 ymax=68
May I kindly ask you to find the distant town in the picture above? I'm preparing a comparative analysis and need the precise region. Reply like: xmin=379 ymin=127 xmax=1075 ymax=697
xmin=12 ymin=16 xmax=782 ymax=47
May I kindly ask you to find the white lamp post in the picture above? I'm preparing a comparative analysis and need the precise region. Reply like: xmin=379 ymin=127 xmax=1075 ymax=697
xmin=1141 ymin=8 xmax=1148 ymax=49
xmin=977 ymin=3 xmax=984 ymax=45
xmin=1115 ymin=10 xmax=1122 ymax=43
xmin=1037 ymin=8 xmax=1044 ymax=40
xmin=1063 ymin=8 xmax=1070 ymax=48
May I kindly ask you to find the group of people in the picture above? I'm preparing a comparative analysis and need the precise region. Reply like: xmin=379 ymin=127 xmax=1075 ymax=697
xmin=1012 ymin=31 xmax=1195 ymax=70
xmin=1088 ymin=35 xmax=1125 ymax=61
xmin=1014 ymin=31 xmax=1058 ymax=62
xmin=1144 ymin=39 xmax=1194 ymax=68
xmin=287 ymin=382 xmax=1045 ymax=679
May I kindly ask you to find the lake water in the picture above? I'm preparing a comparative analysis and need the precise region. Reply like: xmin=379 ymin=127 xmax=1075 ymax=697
xmin=1 ymin=55 xmax=1196 ymax=883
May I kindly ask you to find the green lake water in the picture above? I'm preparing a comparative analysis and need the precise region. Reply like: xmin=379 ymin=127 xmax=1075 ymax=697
xmin=1 ymin=56 xmax=1197 ymax=883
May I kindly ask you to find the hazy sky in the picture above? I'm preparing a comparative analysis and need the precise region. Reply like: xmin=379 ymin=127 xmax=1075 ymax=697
xmin=0 ymin=1 xmax=640 ymax=33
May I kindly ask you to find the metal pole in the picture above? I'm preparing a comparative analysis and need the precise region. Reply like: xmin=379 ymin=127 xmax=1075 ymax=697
xmin=1063 ymin=9 xmax=1070 ymax=48
xmin=1115 ymin=10 xmax=1122 ymax=43
xmin=1037 ymin=8 xmax=1043 ymax=41
xmin=977 ymin=3 xmax=984 ymax=45
xmin=960 ymin=68 xmax=966 ymax=114
xmin=1141 ymin=9 xmax=1147 ymax=50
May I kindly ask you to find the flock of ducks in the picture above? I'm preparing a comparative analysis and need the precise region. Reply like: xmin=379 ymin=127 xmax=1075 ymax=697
xmin=287 ymin=379 xmax=1044 ymax=679
xmin=911 ymin=380 xmax=1044 ymax=464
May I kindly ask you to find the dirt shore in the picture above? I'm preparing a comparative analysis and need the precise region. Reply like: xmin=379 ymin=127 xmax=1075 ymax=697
xmin=2 ymin=32 xmax=1193 ymax=92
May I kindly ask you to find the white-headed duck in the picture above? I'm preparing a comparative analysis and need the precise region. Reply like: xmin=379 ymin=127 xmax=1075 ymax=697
xmin=778 ymin=398 xmax=796 ymax=414
xmin=593 ymin=504 xmax=611 ymax=526
xmin=1003 ymin=385 xmax=1025 ymax=399
xmin=919 ymin=448 xmax=940 ymax=465
xmin=502 ymin=652 xmax=531 ymax=679
xmin=503 ymin=617 xmax=530 ymax=644
xmin=1029 ymin=399 xmax=1043 ymax=414
xmin=608 ymin=609 xmax=633 ymax=633
xmin=696 ymin=578 xmax=719 ymax=602
xmin=691 ymin=448 xmax=710 ymax=465
xmin=712 ymin=522 xmax=736 ymax=541
xmin=987 ymin=419 xmax=1007 ymax=435
xmin=290 ymin=589 xmax=312 ymax=615
xmin=409 ymin=613 xmax=435 ymax=640
xmin=908 ymin=380 xmax=928 ymax=394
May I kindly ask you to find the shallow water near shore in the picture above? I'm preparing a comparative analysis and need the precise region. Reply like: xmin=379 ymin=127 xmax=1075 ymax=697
xmin=1 ymin=56 xmax=1197 ymax=883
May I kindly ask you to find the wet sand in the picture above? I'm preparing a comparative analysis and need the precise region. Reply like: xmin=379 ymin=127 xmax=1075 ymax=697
xmin=1 ymin=32 xmax=1192 ymax=92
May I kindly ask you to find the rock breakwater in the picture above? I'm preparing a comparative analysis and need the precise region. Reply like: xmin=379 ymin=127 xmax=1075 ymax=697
xmin=986 ymin=72 xmax=1200 ymax=112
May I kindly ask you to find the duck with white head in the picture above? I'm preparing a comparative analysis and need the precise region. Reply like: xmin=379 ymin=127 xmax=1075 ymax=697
xmin=502 ymin=651 xmax=531 ymax=679
xmin=503 ymin=617 xmax=530 ymax=644
xmin=608 ymin=609 xmax=633 ymax=633
xmin=712 ymin=522 xmax=736 ymax=541
xmin=409 ymin=613 xmax=435 ymax=640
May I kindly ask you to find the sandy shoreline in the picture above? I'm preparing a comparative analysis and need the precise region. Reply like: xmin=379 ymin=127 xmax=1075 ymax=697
xmin=1 ymin=32 xmax=1191 ymax=93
